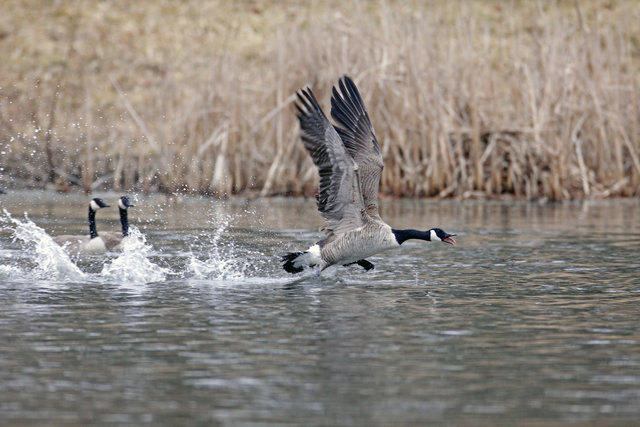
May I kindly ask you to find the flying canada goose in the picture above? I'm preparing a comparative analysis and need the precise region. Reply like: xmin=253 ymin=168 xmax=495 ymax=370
xmin=53 ymin=198 xmax=111 ymax=254
xmin=282 ymin=76 xmax=455 ymax=274
xmin=99 ymin=195 xmax=135 ymax=251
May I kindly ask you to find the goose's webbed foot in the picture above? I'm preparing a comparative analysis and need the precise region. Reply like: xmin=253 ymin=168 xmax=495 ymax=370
xmin=343 ymin=259 xmax=375 ymax=271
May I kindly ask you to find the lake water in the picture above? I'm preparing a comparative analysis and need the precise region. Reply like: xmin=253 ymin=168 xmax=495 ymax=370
xmin=1 ymin=190 xmax=639 ymax=424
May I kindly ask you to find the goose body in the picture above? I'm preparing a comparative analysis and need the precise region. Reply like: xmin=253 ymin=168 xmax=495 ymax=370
xmin=282 ymin=76 xmax=455 ymax=274
xmin=99 ymin=195 xmax=135 ymax=251
xmin=53 ymin=198 xmax=110 ymax=255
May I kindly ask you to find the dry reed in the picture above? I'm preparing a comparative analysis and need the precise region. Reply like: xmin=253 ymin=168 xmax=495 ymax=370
xmin=1 ymin=0 xmax=639 ymax=200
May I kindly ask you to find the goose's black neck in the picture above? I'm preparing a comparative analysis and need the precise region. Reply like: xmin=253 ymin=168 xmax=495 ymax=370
xmin=119 ymin=207 xmax=129 ymax=237
xmin=88 ymin=206 xmax=98 ymax=239
xmin=392 ymin=228 xmax=430 ymax=245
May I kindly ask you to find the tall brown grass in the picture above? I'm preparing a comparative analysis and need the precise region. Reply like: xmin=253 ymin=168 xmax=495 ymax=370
xmin=1 ymin=0 xmax=639 ymax=200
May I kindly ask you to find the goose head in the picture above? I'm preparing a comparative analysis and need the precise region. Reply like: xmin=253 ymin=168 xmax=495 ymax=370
xmin=429 ymin=228 xmax=456 ymax=244
xmin=118 ymin=195 xmax=135 ymax=210
xmin=90 ymin=198 xmax=110 ymax=211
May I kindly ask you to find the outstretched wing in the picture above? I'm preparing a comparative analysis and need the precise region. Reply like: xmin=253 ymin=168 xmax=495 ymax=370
xmin=330 ymin=76 xmax=384 ymax=219
xmin=296 ymin=87 xmax=365 ymax=235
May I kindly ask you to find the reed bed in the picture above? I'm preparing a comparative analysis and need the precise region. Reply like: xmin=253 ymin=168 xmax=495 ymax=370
xmin=1 ymin=0 xmax=639 ymax=200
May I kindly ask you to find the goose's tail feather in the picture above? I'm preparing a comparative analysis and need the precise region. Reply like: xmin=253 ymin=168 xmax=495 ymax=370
xmin=282 ymin=251 xmax=307 ymax=274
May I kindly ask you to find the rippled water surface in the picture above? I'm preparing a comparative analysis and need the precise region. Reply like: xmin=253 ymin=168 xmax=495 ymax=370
xmin=1 ymin=191 xmax=639 ymax=424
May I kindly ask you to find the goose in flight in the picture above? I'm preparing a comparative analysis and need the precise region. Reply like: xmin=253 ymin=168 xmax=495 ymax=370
xmin=53 ymin=198 xmax=111 ymax=254
xmin=282 ymin=76 xmax=455 ymax=274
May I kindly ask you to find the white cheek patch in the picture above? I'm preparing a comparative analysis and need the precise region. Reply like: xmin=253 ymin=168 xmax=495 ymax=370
xmin=90 ymin=200 xmax=100 ymax=211
xmin=430 ymin=229 xmax=437 ymax=241
xmin=118 ymin=199 xmax=126 ymax=209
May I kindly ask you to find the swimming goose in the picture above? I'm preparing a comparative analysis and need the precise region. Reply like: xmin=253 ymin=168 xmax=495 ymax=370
xmin=282 ymin=76 xmax=455 ymax=274
xmin=53 ymin=198 xmax=111 ymax=254
xmin=99 ymin=195 xmax=135 ymax=251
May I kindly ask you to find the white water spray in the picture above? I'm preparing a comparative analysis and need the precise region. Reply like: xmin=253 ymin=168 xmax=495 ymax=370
xmin=187 ymin=215 xmax=242 ymax=280
xmin=1 ymin=209 xmax=85 ymax=281
xmin=101 ymin=226 xmax=168 ymax=284
xmin=185 ymin=211 xmax=267 ymax=281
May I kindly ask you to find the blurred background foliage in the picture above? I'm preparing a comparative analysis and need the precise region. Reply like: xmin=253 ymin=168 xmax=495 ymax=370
xmin=1 ymin=0 xmax=639 ymax=200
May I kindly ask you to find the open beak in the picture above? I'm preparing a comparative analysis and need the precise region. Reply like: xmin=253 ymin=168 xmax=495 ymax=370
xmin=443 ymin=234 xmax=456 ymax=245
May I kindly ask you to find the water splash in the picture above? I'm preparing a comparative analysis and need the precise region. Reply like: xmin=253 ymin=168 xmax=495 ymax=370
xmin=186 ymin=213 xmax=262 ymax=281
xmin=0 ymin=203 xmax=270 ymax=285
xmin=1 ymin=209 xmax=85 ymax=281
xmin=101 ymin=226 xmax=168 ymax=284
xmin=0 ymin=264 xmax=23 ymax=280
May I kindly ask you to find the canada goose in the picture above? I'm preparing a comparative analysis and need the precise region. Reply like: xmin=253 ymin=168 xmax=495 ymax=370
xmin=53 ymin=198 xmax=111 ymax=254
xmin=99 ymin=195 xmax=135 ymax=251
xmin=282 ymin=76 xmax=455 ymax=274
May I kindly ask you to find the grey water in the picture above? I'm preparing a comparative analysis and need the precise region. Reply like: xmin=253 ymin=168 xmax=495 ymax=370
xmin=0 ymin=190 xmax=639 ymax=425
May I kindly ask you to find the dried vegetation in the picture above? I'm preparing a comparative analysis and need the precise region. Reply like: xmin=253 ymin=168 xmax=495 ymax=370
xmin=1 ymin=0 xmax=639 ymax=200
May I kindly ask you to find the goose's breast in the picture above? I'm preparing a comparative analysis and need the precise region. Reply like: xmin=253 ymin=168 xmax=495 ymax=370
xmin=82 ymin=237 xmax=107 ymax=254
